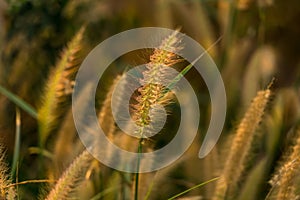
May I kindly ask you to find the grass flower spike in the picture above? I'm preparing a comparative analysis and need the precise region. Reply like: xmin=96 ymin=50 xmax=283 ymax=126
xmin=38 ymin=27 xmax=85 ymax=145
xmin=213 ymin=87 xmax=272 ymax=199
xmin=45 ymin=150 xmax=93 ymax=200
xmin=0 ymin=145 xmax=16 ymax=200
xmin=132 ymin=30 xmax=183 ymax=137
xmin=268 ymin=128 xmax=300 ymax=200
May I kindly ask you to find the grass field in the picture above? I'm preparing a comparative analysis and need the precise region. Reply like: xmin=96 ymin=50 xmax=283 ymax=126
xmin=0 ymin=0 xmax=300 ymax=199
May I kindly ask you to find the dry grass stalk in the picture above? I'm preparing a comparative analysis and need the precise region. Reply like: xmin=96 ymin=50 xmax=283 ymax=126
xmin=213 ymin=88 xmax=272 ymax=200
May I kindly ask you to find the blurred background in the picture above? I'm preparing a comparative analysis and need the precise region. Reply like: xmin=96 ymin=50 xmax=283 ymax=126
xmin=0 ymin=0 xmax=300 ymax=199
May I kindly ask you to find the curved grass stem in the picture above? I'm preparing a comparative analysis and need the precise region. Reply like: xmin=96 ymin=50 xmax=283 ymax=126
xmin=134 ymin=138 xmax=144 ymax=200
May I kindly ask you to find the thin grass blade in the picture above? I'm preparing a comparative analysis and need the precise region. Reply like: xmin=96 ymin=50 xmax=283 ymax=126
xmin=167 ymin=177 xmax=219 ymax=200
xmin=0 ymin=85 xmax=37 ymax=118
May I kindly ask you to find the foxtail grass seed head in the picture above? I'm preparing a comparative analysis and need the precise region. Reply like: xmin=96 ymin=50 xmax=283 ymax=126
xmin=98 ymin=75 xmax=122 ymax=137
xmin=45 ymin=150 xmax=93 ymax=200
xmin=269 ymin=128 xmax=300 ymax=200
xmin=0 ymin=145 xmax=16 ymax=200
xmin=132 ymin=30 xmax=183 ymax=137
xmin=38 ymin=27 xmax=85 ymax=145
xmin=213 ymin=88 xmax=272 ymax=199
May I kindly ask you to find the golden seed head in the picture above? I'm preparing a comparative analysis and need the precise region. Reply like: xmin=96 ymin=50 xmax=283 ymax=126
xmin=132 ymin=30 xmax=183 ymax=133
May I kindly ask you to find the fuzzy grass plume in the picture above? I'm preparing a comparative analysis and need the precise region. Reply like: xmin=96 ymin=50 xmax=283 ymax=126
xmin=0 ymin=145 xmax=16 ymax=200
xmin=213 ymin=86 xmax=272 ymax=200
xmin=98 ymin=75 xmax=123 ymax=139
xmin=268 ymin=128 xmax=300 ymax=200
xmin=131 ymin=30 xmax=182 ymax=138
xmin=131 ymin=29 xmax=184 ymax=200
xmin=38 ymin=27 xmax=85 ymax=145
xmin=44 ymin=150 xmax=93 ymax=200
